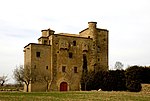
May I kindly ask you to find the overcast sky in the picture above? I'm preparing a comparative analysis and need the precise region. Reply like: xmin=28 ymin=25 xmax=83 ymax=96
xmin=0 ymin=0 xmax=150 ymax=83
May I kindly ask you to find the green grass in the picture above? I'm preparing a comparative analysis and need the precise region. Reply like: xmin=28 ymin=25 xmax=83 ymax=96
xmin=0 ymin=91 xmax=150 ymax=101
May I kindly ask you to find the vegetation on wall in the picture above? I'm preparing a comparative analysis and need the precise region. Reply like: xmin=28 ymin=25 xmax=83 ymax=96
xmin=80 ymin=54 xmax=88 ymax=91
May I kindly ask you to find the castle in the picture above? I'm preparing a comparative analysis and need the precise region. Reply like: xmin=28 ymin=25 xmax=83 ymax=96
xmin=24 ymin=22 xmax=109 ymax=92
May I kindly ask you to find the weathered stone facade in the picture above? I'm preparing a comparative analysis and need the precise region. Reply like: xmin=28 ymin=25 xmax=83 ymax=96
xmin=24 ymin=22 xmax=109 ymax=92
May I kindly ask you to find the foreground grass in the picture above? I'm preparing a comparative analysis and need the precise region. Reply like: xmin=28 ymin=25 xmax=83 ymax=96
xmin=0 ymin=91 xmax=150 ymax=101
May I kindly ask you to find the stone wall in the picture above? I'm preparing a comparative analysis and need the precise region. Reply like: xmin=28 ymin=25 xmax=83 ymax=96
xmin=24 ymin=22 xmax=109 ymax=92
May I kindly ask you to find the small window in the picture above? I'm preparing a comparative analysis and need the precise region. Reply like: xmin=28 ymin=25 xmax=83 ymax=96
xmin=73 ymin=41 xmax=76 ymax=46
xmin=36 ymin=52 xmax=40 ymax=57
xmin=34 ymin=65 xmax=36 ymax=69
xmin=97 ymin=46 xmax=100 ymax=53
xmin=62 ymin=66 xmax=66 ymax=72
xmin=98 ymin=58 xmax=100 ymax=61
xmin=74 ymin=67 xmax=77 ymax=73
xmin=44 ymin=40 xmax=47 ymax=44
xmin=69 ymin=52 xmax=73 ymax=58
xmin=88 ymin=36 xmax=90 ymax=38
xmin=46 ymin=66 xmax=48 ymax=69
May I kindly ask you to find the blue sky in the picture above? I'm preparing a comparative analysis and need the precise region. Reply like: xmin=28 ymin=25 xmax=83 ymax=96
xmin=0 ymin=0 xmax=150 ymax=83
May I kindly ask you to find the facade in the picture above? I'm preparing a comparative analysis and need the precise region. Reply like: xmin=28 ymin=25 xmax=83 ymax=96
xmin=24 ymin=22 xmax=109 ymax=92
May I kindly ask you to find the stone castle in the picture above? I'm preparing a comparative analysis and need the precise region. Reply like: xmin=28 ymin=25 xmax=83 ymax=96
xmin=24 ymin=22 xmax=109 ymax=92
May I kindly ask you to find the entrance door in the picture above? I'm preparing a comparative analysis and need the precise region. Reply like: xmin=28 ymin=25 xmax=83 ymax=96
xmin=60 ymin=82 xmax=68 ymax=91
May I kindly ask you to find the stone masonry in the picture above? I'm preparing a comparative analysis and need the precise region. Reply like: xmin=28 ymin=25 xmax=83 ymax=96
xmin=24 ymin=22 xmax=109 ymax=92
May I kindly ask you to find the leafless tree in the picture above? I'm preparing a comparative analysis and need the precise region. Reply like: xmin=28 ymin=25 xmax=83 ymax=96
xmin=114 ymin=61 xmax=124 ymax=70
xmin=13 ymin=65 xmax=37 ymax=92
xmin=0 ymin=75 xmax=9 ymax=86
xmin=38 ymin=69 xmax=51 ymax=92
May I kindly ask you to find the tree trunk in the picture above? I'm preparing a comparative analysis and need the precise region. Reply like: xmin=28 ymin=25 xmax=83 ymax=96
xmin=25 ymin=82 xmax=29 ymax=92
xmin=1 ymin=81 xmax=4 ymax=86
xmin=46 ymin=82 xmax=48 ymax=92
xmin=84 ymin=83 xmax=87 ymax=91
xmin=26 ymin=84 xmax=29 ymax=92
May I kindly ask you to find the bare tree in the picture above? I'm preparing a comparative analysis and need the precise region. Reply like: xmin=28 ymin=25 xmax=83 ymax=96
xmin=13 ymin=65 xmax=36 ymax=92
xmin=114 ymin=61 xmax=124 ymax=70
xmin=38 ymin=69 xmax=51 ymax=92
xmin=0 ymin=75 xmax=8 ymax=86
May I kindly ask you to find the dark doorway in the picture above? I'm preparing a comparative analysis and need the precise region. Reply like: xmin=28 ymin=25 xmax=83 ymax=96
xmin=60 ymin=82 xmax=68 ymax=91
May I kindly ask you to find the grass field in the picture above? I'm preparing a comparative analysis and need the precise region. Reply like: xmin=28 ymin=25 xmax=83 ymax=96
xmin=0 ymin=91 xmax=150 ymax=101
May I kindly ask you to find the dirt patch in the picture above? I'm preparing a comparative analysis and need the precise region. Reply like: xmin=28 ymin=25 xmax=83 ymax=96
xmin=142 ymin=84 xmax=150 ymax=92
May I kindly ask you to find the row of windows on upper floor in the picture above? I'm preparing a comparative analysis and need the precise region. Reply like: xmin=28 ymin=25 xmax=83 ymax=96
xmin=59 ymin=40 xmax=89 ymax=51
xmin=34 ymin=65 xmax=78 ymax=73
xmin=41 ymin=37 xmax=106 ymax=46
xmin=36 ymin=51 xmax=101 ymax=61
xmin=42 ymin=40 xmax=77 ymax=46
xmin=42 ymin=39 xmax=88 ymax=50
xmin=36 ymin=52 xmax=73 ymax=58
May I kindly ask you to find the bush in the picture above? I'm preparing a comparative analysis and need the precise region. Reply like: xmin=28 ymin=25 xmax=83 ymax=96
xmin=125 ymin=65 xmax=150 ymax=84
xmin=101 ymin=70 xmax=126 ymax=91
xmin=125 ymin=66 xmax=143 ymax=92
xmin=91 ymin=71 xmax=107 ymax=90
xmin=126 ymin=80 xmax=142 ymax=92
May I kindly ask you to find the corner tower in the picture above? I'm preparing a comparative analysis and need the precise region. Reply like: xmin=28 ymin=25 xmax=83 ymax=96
xmin=79 ymin=22 xmax=109 ymax=71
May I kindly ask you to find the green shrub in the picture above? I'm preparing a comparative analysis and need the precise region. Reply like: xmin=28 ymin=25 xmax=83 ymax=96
xmin=126 ymin=80 xmax=142 ymax=92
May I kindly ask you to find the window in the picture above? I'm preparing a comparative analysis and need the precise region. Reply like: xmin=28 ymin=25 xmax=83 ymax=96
xmin=36 ymin=52 xmax=40 ymax=57
xmin=69 ymin=52 xmax=73 ymax=58
xmin=73 ymin=41 xmax=76 ymax=46
xmin=34 ymin=65 xmax=36 ymax=69
xmin=44 ymin=40 xmax=47 ymax=44
xmin=46 ymin=66 xmax=48 ymax=69
xmin=97 ymin=46 xmax=100 ymax=53
xmin=74 ymin=67 xmax=77 ymax=73
xmin=88 ymin=36 xmax=90 ymax=38
xmin=62 ymin=66 xmax=66 ymax=72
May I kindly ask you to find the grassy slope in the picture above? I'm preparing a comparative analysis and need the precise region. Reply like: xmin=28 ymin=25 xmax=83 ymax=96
xmin=0 ymin=91 xmax=150 ymax=101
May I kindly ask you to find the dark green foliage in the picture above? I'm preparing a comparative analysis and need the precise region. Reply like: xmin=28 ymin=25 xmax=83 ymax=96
xmin=101 ymin=70 xmax=126 ymax=91
xmin=125 ymin=66 xmax=143 ymax=92
xmin=126 ymin=80 xmax=142 ymax=92
xmin=139 ymin=67 xmax=150 ymax=83
xmin=125 ymin=66 xmax=142 ymax=82
xmin=86 ymin=70 xmax=126 ymax=91
xmin=92 ymin=71 xmax=107 ymax=90
xmin=80 ymin=54 xmax=88 ymax=91
xmin=125 ymin=65 xmax=150 ymax=84
xmin=85 ymin=71 xmax=95 ymax=91
xmin=81 ymin=65 xmax=150 ymax=92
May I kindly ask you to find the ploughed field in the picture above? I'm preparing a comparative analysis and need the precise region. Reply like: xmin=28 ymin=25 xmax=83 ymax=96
xmin=0 ymin=91 xmax=150 ymax=101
